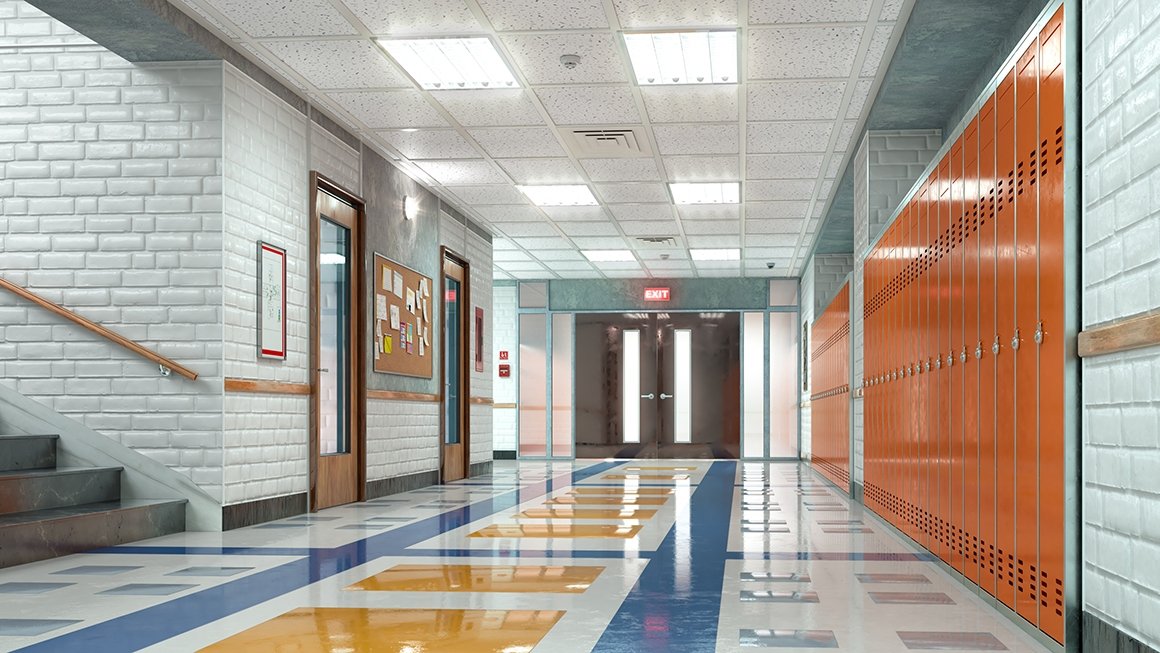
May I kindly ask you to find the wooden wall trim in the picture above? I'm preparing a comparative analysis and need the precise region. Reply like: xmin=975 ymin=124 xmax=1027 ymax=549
xmin=469 ymin=397 xmax=494 ymax=405
xmin=1077 ymin=312 xmax=1160 ymax=358
xmin=367 ymin=389 xmax=441 ymax=402
xmin=493 ymin=402 xmax=518 ymax=409
xmin=225 ymin=378 xmax=311 ymax=395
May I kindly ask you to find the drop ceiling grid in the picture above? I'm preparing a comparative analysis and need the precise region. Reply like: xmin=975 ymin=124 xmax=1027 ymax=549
xmin=173 ymin=0 xmax=911 ymax=279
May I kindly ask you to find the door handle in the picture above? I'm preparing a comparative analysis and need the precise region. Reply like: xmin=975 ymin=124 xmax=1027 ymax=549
xmin=317 ymin=368 xmax=330 ymax=373
xmin=641 ymin=393 xmax=655 ymax=400
xmin=660 ymin=393 xmax=673 ymax=400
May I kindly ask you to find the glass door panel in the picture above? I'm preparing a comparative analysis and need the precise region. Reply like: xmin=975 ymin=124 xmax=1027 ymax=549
xmin=551 ymin=313 xmax=574 ymax=457
xmin=444 ymin=276 xmax=461 ymax=445
xmin=518 ymin=313 xmax=548 ymax=457
xmin=319 ymin=218 xmax=350 ymax=456
xmin=656 ymin=313 xmax=740 ymax=458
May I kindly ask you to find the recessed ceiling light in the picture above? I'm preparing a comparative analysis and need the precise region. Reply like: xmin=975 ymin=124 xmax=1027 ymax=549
xmin=690 ymin=248 xmax=740 ymax=261
xmin=583 ymin=250 xmax=636 ymax=262
xmin=378 ymin=37 xmax=517 ymax=90
xmin=624 ymin=31 xmax=738 ymax=85
xmin=669 ymin=182 xmax=740 ymax=204
xmin=517 ymin=185 xmax=598 ymax=206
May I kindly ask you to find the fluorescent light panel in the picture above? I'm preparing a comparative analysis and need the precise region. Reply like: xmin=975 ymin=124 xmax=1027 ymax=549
xmin=583 ymin=250 xmax=636 ymax=262
xmin=690 ymin=248 xmax=740 ymax=261
xmin=518 ymin=185 xmax=598 ymax=206
xmin=670 ymin=182 xmax=739 ymax=204
xmin=378 ymin=37 xmax=517 ymax=90
xmin=624 ymin=31 xmax=738 ymax=85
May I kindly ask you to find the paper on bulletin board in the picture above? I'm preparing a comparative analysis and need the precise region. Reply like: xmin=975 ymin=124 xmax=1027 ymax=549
xmin=423 ymin=327 xmax=429 ymax=346
xmin=419 ymin=337 xmax=425 ymax=356
xmin=384 ymin=335 xmax=392 ymax=355
xmin=389 ymin=305 xmax=400 ymax=329
xmin=393 ymin=271 xmax=404 ymax=298
xmin=405 ymin=289 xmax=416 ymax=313
xmin=376 ymin=295 xmax=387 ymax=320
xmin=419 ymin=278 xmax=429 ymax=298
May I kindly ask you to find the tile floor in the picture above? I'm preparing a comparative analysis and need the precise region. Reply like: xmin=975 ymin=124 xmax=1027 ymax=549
xmin=0 ymin=461 xmax=1055 ymax=652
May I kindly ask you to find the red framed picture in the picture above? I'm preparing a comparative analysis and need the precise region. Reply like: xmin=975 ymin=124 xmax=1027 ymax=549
xmin=257 ymin=241 xmax=287 ymax=359
xmin=475 ymin=306 xmax=485 ymax=372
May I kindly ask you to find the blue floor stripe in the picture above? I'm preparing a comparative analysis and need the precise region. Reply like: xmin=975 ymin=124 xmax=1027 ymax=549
xmin=15 ymin=460 xmax=624 ymax=653
xmin=591 ymin=460 xmax=736 ymax=653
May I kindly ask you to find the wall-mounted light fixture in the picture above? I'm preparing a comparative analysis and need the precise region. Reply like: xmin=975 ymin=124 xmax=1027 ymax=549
xmin=403 ymin=196 xmax=419 ymax=221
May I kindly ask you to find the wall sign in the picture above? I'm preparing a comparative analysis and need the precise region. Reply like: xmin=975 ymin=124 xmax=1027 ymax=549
xmin=475 ymin=306 xmax=484 ymax=373
xmin=499 ymin=350 xmax=509 ymax=360
xmin=498 ymin=364 xmax=511 ymax=378
xmin=257 ymin=241 xmax=286 ymax=359
xmin=644 ymin=287 xmax=671 ymax=301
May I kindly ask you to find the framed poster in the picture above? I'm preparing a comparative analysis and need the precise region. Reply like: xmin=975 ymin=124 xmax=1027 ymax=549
xmin=475 ymin=306 xmax=484 ymax=373
xmin=257 ymin=241 xmax=287 ymax=359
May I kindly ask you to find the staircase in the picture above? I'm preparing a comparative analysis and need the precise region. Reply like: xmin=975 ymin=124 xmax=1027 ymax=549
xmin=0 ymin=434 xmax=186 ymax=568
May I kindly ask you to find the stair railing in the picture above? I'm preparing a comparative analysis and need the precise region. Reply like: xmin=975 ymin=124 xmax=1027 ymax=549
xmin=0 ymin=276 xmax=198 ymax=381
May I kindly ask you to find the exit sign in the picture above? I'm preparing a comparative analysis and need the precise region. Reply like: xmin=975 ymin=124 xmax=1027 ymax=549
xmin=644 ymin=287 xmax=671 ymax=301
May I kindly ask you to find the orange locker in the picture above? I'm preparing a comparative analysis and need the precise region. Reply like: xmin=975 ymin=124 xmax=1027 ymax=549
xmin=937 ymin=156 xmax=951 ymax=564
xmin=1014 ymin=39 xmax=1040 ymax=626
xmin=978 ymin=90 xmax=999 ymax=600
xmin=920 ymin=181 xmax=934 ymax=550
xmin=949 ymin=135 xmax=965 ymax=575
xmin=994 ymin=69 xmax=1018 ymax=611
xmin=963 ymin=116 xmax=981 ymax=586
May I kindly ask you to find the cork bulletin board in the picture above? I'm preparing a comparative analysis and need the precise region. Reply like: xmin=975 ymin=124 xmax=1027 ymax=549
xmin=372 ymin=253 xmax=434 ymax=378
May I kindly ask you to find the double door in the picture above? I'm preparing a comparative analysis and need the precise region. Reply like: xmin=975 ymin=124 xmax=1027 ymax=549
xmin=574 ymin=312 xmax=740 ymax=459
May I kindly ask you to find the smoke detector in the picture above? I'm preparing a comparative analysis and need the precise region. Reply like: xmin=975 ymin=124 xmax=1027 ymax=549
xmin=560 ymin=54 xmax=581 ymax=70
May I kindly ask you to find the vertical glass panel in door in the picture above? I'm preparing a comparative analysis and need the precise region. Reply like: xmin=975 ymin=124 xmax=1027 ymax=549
xmin=769 ymin=311 xmax=800 ymax=458
xmin=319 ymin=219 xmax=350 ymax=455
xmin=518 ymin=313 xmax=547 ymax=457
xmin=551 ymin=313 xmax=573 ymax=457
xmin=444 ymin=276 xmax=461 ymax=445
xmin=742 ymin=312 xmax=766 ymax=458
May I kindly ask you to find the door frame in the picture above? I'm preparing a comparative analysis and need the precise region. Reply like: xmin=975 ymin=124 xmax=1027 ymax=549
xmin=308 ymin=171 xmax=366 ymax=511
xmin=440 ymin=246 xmax=471 ymax=482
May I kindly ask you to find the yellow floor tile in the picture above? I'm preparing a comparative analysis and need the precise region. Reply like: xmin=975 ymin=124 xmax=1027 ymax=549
xmin=602 ymin=474 xmax=691 ymax=481
xmin=570 ymin=487 xmax=674 ymax=495
xmin=198 ymin=608 xmax=563 ymax=653
xmin=347 ymin=564 xmax=604 ymax=593
xmin=469 ymin=523 xmax=643 ymax=538
xmin=516 ymin=507 xmax=659 ymax=520
xmin=543 ymin=496 xmax=668 ymax=506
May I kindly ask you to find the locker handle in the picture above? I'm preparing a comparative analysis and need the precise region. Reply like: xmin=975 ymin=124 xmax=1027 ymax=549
xmin=1034 ymin=321 xmax=1044 ymax=344
xmin=935 ymin=357 xmax=942 ymax=369
xmin=992 ymin=337 xmax=1001 ymax=355
xmin=959 ymin=348 xmax=968 ymax=363
xmin=1011 ymin=328 xmax=1021 ymax=351
xmin=975 ymin=343 xmax=983 ymax=359
xmin=946 ymin=353 xmax=954 ymax=367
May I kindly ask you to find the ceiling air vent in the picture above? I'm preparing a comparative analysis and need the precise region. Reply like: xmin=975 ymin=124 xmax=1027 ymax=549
xmin=565 ymin=127 xmax=652 ymax=158
xmin=635 ymin=236 xmax=678 ymax=247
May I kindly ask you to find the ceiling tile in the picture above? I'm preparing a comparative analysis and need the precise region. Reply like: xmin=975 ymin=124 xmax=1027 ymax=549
xmin=415 ymin=160 xmax=506 ymax=184
xmin=342 ymin=0 xmax=481 ymax=34
xmin=748 ymin=0 xmax=872 ymax=23
xmin=663 ymin=156 xmax=739 ymax=181
xmin=603 ymin=269 xmax=649 ymax=278
xmin=494 ymin=222 xmax=560 ymax=237
xmin=555 ymin=269 xmax=602 ymax=278
xmin=378 ymin=129 xmax=480 ymax=159
xmin=497 ymin=260 xmax=549 ymax=271
xmin=580 ymin=158 xmax=662 ymax=182
xmin=636 ymin=248 xmax=688 ymax=260
xmin=556 ymin=221 xmax=620 ymax=236
xmin=746 ymin=154 xmax=824 ymax=179
xmin=646 ymin=262 xmax=695 ymax=275
xmin=446 ymin=185 xmax=529 ymax=205
xmin=469 ymin=127 xmax=567 ymax=158
xmin=697 ymin=267 xmax=743 ymax=277
xmin=492 ymin=268 xmax=514 ymax=279
xmin=501 ymin=33 xmax=626 ymax=85
xmin=748 ymin=26 xmax=863 ymax=80
xmin=516 ymin=237 xmax=574 ymax=249
xmin=492 ymin=238 xmax=520 ymax=250
xmin=748 ymin=81 xmax=846 ymax=121
xmin=596 ymin=182 xmax=669 ymax=203
xmin=263 ymin=40 xmax=410 ymax=89
xmin=834 ymin=121 xmax=859 ymax=151
xmin=825 ymin=155 xmax=843 ymax=178
xmin=860 ymin=24 xmax=896 ymax=78
xmin=535 ymin=86 xmax=641 ymax=125
xmin=609 ymin=204 xmax=675 ymax=221
xmin=881 ymin=0 xmax=906 ymax=21
xmin=846 ymin=79 xmax=875 ymax=119
xmin=591 ymin=260 xmax=642 ymax=270
xmin=640 ymin=86 xmax=738 ymax=123
xmin=541 ymin=206 xmax=612 ymax=221
xmin=612 ymin=0 xmax=738 ymax=27
xmin=201 ymin=0 xmax=354 ymax=37
xmin=497 ymin=158 xmax=584 ymax=184
xmin=510 ymin=269 xmax=555 ymax=279
xmin=651 ymin=124 xmax=739 ymax=156
xmin=745 ymin=179 xmax=816 ymax=201
xmin=571 ymin=236 xmax=631 ymax=249
xmin=431 ymin=90 xmax=544 ymax=127
xmin=746 ymin=219 xmax=802 ymax=234
xmin=747 ymin=122 xmax=833 ymax=154
xmin=676 ymin=204 xmax=739 ymax=221
xmin=686 ymin=235 xmax=740 ymax=248
xmin=747 ymin=201 xmax=810 ymax=219
xmin=536 ymin=249 xmax=586 ymax=261
xmin=473 ymin=205 xmax=546 ymax=222
xmin=818 ymin=179 xmax=835 ymax=199
xmin=682 ymin=220 xmax=738 ymax=235
xmin=493 ymin=249 xmax=534 ymax=262
xmin=619 ymin=220 xmax=680 ymax=236
xmin=745 ymin=246 xmax=796 ymax=258
xmin=545 ymin=260 xmax=599 ymax=270
xmin=329 ymin=90 xmax=447 ymax=128
xmin=479 ymin=0 xmax=609 ymax=30
xmin=746 ymin=233 xmax=800 ymax=247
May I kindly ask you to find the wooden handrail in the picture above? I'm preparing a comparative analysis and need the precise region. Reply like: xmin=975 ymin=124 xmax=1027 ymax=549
xmin=0 ymin=277 xmax=199 ymax=381
xmin=1078 ymin=312 xmax=1160 ymax=358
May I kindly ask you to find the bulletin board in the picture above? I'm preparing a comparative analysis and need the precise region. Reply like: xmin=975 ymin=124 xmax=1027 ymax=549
xmin=372 ymin=253 xmax=434 ymax=378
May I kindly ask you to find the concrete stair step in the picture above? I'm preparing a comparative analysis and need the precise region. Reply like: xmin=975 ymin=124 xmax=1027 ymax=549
xmin=0 ymin=467 xmax=122 ymax=516
xmin=0 ymin=499 xmax=186 ymax=568
xmin=0 ymin=434 xmax=58 ymax=472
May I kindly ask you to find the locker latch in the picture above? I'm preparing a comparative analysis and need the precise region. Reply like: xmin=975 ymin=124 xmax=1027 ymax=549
xmin=959 ymin=348 xmax=967 ymax=363
xmin=1034 ymin=321 xmax=1044 ymax=344
xmin=975 ymin=342 xmax=983 ymax=359
xmin=992 ymin=336 xmax=1001 ymax=355
xmin=1011 ymin=328 xmax=1021 ymax=351
xmin=911 ymin=364 xmax=918 ymax=376
xmin=925 ymin=360 xmax=931 ymax=372
xmin=935 ymin=357 xmax=942 ymax=369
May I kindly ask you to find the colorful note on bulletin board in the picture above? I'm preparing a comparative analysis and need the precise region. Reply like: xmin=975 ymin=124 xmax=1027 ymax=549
xmin=372 ymin=253 xmax=433 ymax=378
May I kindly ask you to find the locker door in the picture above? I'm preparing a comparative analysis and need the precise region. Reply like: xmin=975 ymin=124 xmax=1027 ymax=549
xmin=905 ymin=203 xmax=918 ymax=541
xmin=920 ymin=181 xmax=934 ymax=550
xmin=1038 ymin=10 xmax=1066 ymax=641
xmin=978 ymin=91 xmax=1000 ymax=600
xmin=994 ymin=69 xmax=1018 ymax=611
xmin=937 ymin=156 xmax=951 ymax=564
xmin=963 ymin=116 xmax=981 ymax=586
xmin=1014 ymin=39 xmax=1040 ymax=627
xmin=949 ymin=136 xmax=965 ymax=575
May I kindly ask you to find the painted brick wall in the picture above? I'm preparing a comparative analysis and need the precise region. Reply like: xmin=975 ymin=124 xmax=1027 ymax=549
xmin=1081 ymin=0 xmax=1160 ymax=646
xmin=851 ymin=136 xmax=869 ymax=487
xmin=220 ymin=64 xmax=310 ymax=505
xmin=366 ymin=398 xmax=439 ymax=480
xmin=492 ymin=283 xmax=518 ymax=452
xmin=310 ymin=123 xmax=359 ymax=197
xmin=0 ymin=1 xmax=225 ymax=498
xmin=812 ymin=254 xmax=854 ymax=315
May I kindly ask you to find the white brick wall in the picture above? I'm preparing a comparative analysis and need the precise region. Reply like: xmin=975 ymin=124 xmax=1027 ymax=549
xmin=492 ymin=283 xmax=518 ymax=451
xmin=0 ymin=1 xmax=225 ymax=498
xmin=813 ymin=254 xmax=854 ymax=314
xmin=366 ymin=398 xmax=439 ymax=480
xmin=1082 ymin=0 xmax=1160 ymax=646
xmin=310 ymin=123 xmax=359 ymax=196
xmin=222 ymin=394 xmax=307 ymax=503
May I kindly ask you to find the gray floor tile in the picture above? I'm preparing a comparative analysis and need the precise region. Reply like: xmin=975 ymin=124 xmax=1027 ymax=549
xmin=0 ymin=619 xmax=81 ymax=636
xmin=253 ymin=523 xmax=308 ymax=529
xmin=822 ymin=527 xmax=875 ymax=533
xmin=869 ymin=592 xmax=956 ymax=605
xmin=740 ymin=629 xmax=838 ymax=648
xmin=740 ymin=572 xmax=810 ymax=583
xmin=167 ymin=567 xmax=254 ymax=577
xmin=897 ymin=631 xmax=1008 ymax=650
xmin=284 ymin=516 xmax=342 ymax=522
xmin=742 ymin=525 xmax=792 ymax=533
xmin=0 ymin=582 xmax=74 ymax=594
xmin=741 ymin=590 xmax=820 ymax=603
xmin=52 ymin=566 xmax=141 ymax=575
xmin=99 ymin=583 xmax=198 ymax=596
xmin=856 ymin=573 xmax=932 ymax=584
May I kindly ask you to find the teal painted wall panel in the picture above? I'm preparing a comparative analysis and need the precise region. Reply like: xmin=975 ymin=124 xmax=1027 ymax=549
xmin=548 ymin=278 xmax=773 ymax=312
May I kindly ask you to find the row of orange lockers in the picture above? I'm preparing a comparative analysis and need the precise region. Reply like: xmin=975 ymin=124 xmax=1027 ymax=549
xmin=810 ymin=284 xmax=851 ymax=489
xmin=862 ymin=6 xmax=1066 ymax=645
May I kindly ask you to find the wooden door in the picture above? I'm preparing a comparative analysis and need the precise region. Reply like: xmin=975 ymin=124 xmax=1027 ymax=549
xmin=311 ymin=174 xmax=364 ymax=510
xmin=441 ymin=250 xmax=469 ymax=482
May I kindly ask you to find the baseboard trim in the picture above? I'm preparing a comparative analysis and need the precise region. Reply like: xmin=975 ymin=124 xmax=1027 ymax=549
xmin=470 ymin=461 xmax=493 ymax=477
xmin=493 ymin=450 xmax=517 ymax=460
xmin=1084 ymin=611 xmax=1160 ymax=653
xmin=365 ymin=470 xmax=439 ymax=499
xmin=850 ymin=480 xmax=864 ymax=504
xmin=222 ymin=492 xmax=307 ymax=530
